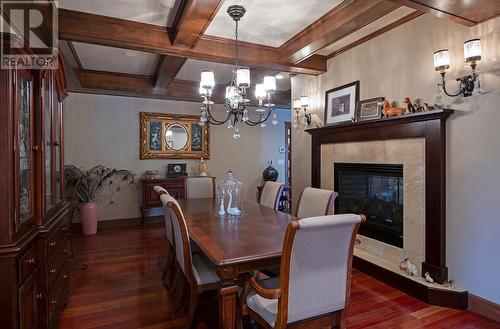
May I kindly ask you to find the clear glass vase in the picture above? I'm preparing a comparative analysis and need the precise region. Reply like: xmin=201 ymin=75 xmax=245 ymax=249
xmin=216 ymin=171 xmax=245 ymax=219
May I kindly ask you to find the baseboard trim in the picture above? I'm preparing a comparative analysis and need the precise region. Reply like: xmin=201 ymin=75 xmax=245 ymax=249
xmin=469 ymin=293 xmax=500 ymax=323
xmin=71 ymin=216 xmax=163 ymax=233
xmin=353 ymin=256 xmax=468 ymax=309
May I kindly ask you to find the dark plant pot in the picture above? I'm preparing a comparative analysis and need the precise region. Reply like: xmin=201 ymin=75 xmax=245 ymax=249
xmin=263 ymin=166 xmax=279 ymax=182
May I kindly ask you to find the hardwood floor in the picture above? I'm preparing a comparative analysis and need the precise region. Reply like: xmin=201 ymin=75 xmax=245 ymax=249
xmin=59 ymin=219 xmax=499 ymax=329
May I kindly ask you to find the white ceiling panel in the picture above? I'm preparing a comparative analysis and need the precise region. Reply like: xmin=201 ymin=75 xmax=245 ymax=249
xmin=58 ymin=0 xmax=176 ymax=26
xmin=204 ymin=0 xmax=344 ymax=47
xmin=317 ymin=7 xmax=417 ymax=56
xmin=72 ymin=42 xmax=158 ymax=75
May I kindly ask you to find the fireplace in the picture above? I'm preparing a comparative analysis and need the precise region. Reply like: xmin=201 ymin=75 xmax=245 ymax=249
xmin=334 ymin=163 xmax=403 ymax=247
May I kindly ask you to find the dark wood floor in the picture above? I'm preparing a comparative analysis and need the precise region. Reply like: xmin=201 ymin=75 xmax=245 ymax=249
xmin=59 ymin=219 xmax=499 ymax=329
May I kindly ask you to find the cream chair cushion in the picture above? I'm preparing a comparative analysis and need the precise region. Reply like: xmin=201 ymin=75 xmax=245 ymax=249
xmin=153 ymin=185 xmax=168 ymax=195
xmin=260 ymin=181 xmax=284 ymax=210
xmin=186 ymin=177 xmax=214 ymax=199
xmin=296 ymin=187 xmax=337 ymax=219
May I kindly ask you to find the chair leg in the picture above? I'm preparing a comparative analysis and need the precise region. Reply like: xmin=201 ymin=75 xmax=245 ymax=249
xmin=183 ymin=290 xmax=198 ymax=329
xmin=170 ymin=274 xmax=185 ymax=316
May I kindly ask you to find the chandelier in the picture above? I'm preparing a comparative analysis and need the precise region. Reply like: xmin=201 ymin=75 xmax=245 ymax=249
xmin=198 ymin=5 xmax=278 ymax=139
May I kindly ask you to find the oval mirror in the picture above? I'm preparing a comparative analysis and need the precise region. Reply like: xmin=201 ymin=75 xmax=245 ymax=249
xmin=166 ymin=124 xmax=188 ymax=151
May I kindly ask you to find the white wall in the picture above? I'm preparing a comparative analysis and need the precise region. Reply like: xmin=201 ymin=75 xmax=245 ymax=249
xmin=291 ymin=15 xmax=500 ymax=304
xmin=64 ymin=93 xmax=289 ymax=221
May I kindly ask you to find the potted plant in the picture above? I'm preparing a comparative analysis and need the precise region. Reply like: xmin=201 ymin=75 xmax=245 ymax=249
xmin=64 ymin=165 xmax=135 ymax=235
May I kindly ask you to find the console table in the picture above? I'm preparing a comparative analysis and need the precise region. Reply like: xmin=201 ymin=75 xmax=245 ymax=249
xmin=140 ymin=177 xmax=186 ymax=224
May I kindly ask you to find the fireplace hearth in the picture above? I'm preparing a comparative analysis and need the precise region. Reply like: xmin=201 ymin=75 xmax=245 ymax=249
xmin=334 ymin=163 xmax=403 ymax=247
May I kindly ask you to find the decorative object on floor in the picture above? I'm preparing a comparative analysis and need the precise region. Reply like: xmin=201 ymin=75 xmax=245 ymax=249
xmin=433 ymin=38 xmax=483 ymax=97
xmin=263 ymin=165 xmax=279 ymax=182
xmin=324 ymin=81 xmax=359 ymax=125
xmin=140 ymin=112 xmax=210 ymax=159
xmin=382 ymin=100 xmax=407 ymax=117
xmin=198 ymin=5 xmax=278 ymax=138
xmin=292 ymin=96 xmax=312 ymax=128
xmin=399 ymin=258 xmax=418 ymax=276
xmin=142 ymin=170 xmax=158 ymax=180
xmin=425 ymin=272 xmax=435 ymax=284
xmin=356 ymin=97 xmax=385 ymax=121
xmin=199 ymin=157 xmax=208 ymax=176
xmin=64 ymin=165 xmax=135 ymax=235
xmin=167 ymin=163 xmax=187 ymax=178
xmin=216 ymin=171 xmax=245 ymax=218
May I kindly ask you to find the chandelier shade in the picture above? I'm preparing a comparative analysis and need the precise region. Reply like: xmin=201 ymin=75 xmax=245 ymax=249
xmin=433 ymin=49 xmax=450 ymax=72
xmin=464 ymin=39 xmax=481 ymax=63
xmin=197 ymin=5 xmax=278 ymax=138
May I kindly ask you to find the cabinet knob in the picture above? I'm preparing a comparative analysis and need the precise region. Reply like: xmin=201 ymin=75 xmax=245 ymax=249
xmin=49 ymin=268 xmax=57 ymax=274
xmin=36 ymin=293 xmax=43 ymax=300
xmin=63 ymin=273 xmax=68 ymax=279
xmin=62 ymin=249 xmax=68 ymax=254
xmin=32 ymin=145 xmax=40 ymax=152
xmin=25 ymin=258 xmax=35 ymax=264
xmin=48 ymin=241 xmax=56 ymax=247
xmin=53 ymin=141 xmax=61 ymax=147
xmin=60 ymin=226 xmax=68 ymax=232
xmin=50 ymin=299 xmax=57 ymax=305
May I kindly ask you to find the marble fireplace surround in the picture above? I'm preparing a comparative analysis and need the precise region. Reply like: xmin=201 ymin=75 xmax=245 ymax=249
xmin=308 ymin=110 xmax=454 ymax=286
xmin=321 ymin=139 xmax=425 ymax=274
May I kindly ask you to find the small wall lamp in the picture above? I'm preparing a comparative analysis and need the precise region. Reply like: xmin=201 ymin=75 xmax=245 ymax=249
xmin=293 ymin=96 xmax=312 ymax=128
xmin=433 ymin=38 xmax=482 ymax=97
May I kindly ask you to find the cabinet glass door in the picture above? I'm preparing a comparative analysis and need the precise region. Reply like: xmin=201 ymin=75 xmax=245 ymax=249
xmin=54 ymin=98 xmax=63 ymax=201
xmin=43 ymin=72 xmax=54 ymax=211
xmin=17 ymin=72 xmax=34 ymax=224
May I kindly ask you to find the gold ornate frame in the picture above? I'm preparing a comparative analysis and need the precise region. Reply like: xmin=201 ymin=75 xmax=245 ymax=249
xmin=140 ymin=112 xmax=210 ymax=159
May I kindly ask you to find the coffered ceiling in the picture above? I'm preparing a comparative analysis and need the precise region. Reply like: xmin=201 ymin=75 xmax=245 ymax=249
xmin=50 ymin=0 xmax=499 ymax=103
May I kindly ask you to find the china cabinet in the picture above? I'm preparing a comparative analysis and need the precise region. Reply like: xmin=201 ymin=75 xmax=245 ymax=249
xmin=0 ymin=33 xmax=72 ymax=329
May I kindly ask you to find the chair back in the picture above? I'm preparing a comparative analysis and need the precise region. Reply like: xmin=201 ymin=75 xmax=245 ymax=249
xmin=279 ymin=214 xmax=364 ymax=324
xmin=186 ymin=177 xmax=215 ymax=199
xmin=162 ymin=194 xmax=194 ymax=281
xmin=296 ymin=187 xmax=338 ymax=218
xmin=153 ymin=185 xmax=168 ymax=196
xmin=259 ymin=181 xmax=284 ymax=210
xmin=159 ymin=194 xmax=174 ymax=245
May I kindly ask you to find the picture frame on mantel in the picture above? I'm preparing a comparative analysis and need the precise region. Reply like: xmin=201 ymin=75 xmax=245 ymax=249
xmin=324 ymin=81 xmax=359 ymax=125
xmin=356 ymin=97 xmax=385 ymax=121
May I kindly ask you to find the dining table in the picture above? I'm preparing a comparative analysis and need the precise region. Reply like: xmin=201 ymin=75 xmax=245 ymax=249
xmin=177 ymin=198 xmax=296 ymax=329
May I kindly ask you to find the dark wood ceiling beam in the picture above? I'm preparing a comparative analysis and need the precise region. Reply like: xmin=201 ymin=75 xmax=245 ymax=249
xmin=279 ymin=0 xmax=400 ymax=64
xmin=72 ymin=69 xmax=291 ymax=107
xmin=153 ymin=0 xmax=224 ymax=93
xmin=58 ymin=9 xmax=326 ymax=75
xmin=326 ymin=10 xmax=424 ymax=59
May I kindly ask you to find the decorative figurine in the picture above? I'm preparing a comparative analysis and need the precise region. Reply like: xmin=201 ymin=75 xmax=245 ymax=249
xmin=424 ymin=272 xmax=434 ymax=284
xmin=199 ymin=157 xmax=208 ymax=176
xmin=382 ymin=100 xmax=407 ymax=117
xmin=403 ymin=97 xmax=416 ymax=114
xmin=216 ymin=171 xmax=245 ymax=219
xmin=447 ymin=280 xmax=456 ymax=289
xmin=218 ymin=197 xmax=226 ymax=216
xmin=399 ymin=258 xmax=418 ymax=276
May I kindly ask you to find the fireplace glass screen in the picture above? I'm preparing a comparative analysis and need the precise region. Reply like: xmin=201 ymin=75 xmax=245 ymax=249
xmin=334 ymin=163 xmax=403 ymax=247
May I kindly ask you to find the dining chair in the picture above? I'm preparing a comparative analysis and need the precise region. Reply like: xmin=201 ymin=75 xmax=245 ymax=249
xmin=241 ymin=213 xmax=366 ymax=329
xmin=164 ymin=194 xmax=220 ymax=329
xmin=259 ymin=181 xmax=284 ymax=210
xmin=158 ymin=192 xmax=176 ymax=290
xmin=154 ymin=185 xmax=169 ymax=195
xmin=185 ymin=176 xmax=216 ymax=199
xmin=296 ymin=187 xmax=338 ymax=218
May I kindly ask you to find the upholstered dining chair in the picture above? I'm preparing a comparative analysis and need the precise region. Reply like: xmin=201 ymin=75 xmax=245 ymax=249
xmin=259 ymin=181 xmax=284 ymax=210
xmin=163 ymin=194 xmax=220 ymax=329
xmin=185 ymin=176 xmax=216 ymax=199
xmin=296 ymin=187 xmax=338 ymax=218
xmin=158 ymin=192 xmax=177 ymax=291
xmin=241 ymin=214 xmax=366 ymax=329
xmin=154 ymin=185 xmax=169 ymax=196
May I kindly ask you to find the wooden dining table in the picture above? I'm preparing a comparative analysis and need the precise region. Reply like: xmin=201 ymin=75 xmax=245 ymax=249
xmin=177 ymin=198 xmax=296 ymax=329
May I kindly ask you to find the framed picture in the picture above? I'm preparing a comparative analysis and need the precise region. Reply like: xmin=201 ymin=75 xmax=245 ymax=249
xmin=356 ymin=97 xmax=385 ymax=121
xmin=324 ymin=81 xmax=359 ymax=125
xmin=140 ymin=112 xmax=210 ymax=159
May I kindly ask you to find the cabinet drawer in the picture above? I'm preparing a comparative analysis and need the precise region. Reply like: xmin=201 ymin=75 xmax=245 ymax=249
xmin=46 ymin=239 xmax=68 ymax=289
xmin=19 ymin=243 xmax=37 ymax=285
xmin=47 ymin=266 xmax=68 ymax=323
xmin=45 ymin=218 xmax=69 ymax=260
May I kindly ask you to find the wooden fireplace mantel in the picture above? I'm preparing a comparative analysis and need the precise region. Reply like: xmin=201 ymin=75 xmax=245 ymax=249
xmin=307 ymin=109 xmax=467 ymax=309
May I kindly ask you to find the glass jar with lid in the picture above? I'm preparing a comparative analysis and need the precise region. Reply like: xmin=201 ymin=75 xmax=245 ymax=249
xmin=216 ymin=171 xmax=245 ymax=218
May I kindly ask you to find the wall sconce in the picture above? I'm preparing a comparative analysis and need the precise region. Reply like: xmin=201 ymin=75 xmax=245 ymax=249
xmin=293 ymin=96 xmax=312 ymax=128
xmin=433 ymin=38 xmax=482 ymax=97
